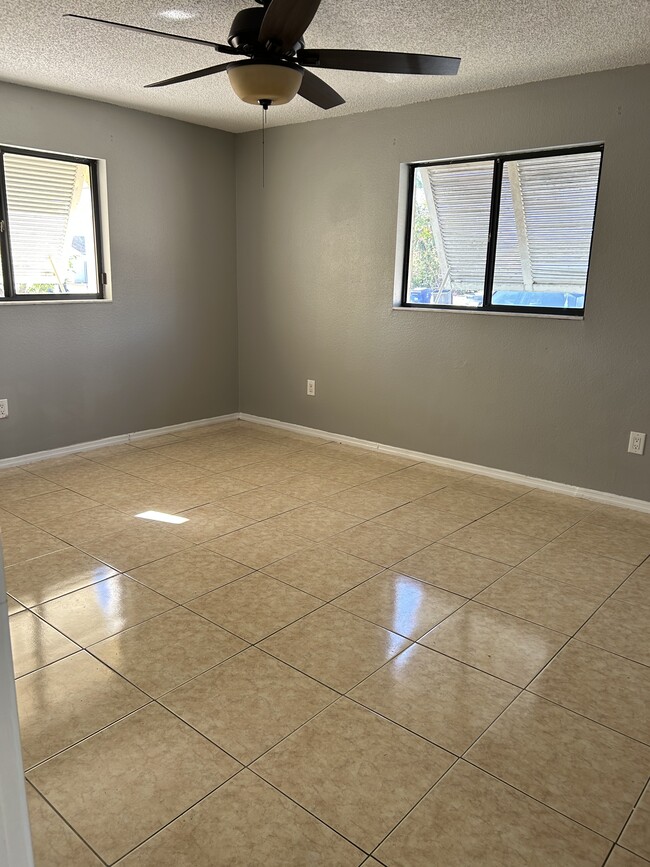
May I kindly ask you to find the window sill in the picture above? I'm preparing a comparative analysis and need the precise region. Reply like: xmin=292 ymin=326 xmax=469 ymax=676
xmin=0 ymin=297 xmax=112 ymax=306
xmin=392 ymin=305 xmax=583 ymax=320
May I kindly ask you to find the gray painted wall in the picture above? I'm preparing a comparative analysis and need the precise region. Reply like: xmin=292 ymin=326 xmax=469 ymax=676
xmin=2 ymin=69 xmax=648 ymax=500
xmin=0 ymin=82 xmax=238 ymax=459
xmin=236 ymin=65 xmax=650 ymax=501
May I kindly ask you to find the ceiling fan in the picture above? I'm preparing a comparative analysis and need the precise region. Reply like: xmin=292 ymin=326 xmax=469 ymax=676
xmin=65 ymin=0 xmax=461 ymax=111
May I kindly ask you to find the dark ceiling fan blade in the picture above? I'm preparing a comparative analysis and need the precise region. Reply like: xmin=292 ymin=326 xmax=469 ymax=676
xmin=63 ymin=14 xmax=240 ymax=54
xmin=298 ymin=68 xmax=345 ymax=109
xmin=297 ymin=48 xmax=461 ymax=76
xmin=259 ymin=0 xmax=322 ymax=52
xmin=145 ymin=62 xmax=232 ymax=88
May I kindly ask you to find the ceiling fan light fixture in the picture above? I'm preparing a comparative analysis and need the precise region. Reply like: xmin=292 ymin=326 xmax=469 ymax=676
xmin=67 ymin=1 xmax=461 ymax=111
xmin=227 ymin=60 xmax=304 ymax=105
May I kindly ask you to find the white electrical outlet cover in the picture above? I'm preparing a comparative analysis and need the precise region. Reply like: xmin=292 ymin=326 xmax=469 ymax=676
xmin=0 ymin=399 xmax=8 ymax=419
xmin=628 ymin=431 xmax=646 ymax=455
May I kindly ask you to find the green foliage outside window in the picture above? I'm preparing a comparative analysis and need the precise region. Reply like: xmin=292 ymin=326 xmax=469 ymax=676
xmin=409 ymin=173 xmax=441 ymax=290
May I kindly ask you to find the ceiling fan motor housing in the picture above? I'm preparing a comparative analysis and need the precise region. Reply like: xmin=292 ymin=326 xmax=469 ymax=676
xmin=228 ymin=7 xmax=305 ymax=55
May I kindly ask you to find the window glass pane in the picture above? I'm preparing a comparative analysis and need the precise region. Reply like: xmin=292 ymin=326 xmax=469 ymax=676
xmin=4 ymin=153 xmax=99 ymax=296
xmin=491 ymin=151 xmax=601 ymax=310
xmin=0 ymin=245 xmax=5 ymax=297
xmin=407 ymin=161 xmax=494 ymax=307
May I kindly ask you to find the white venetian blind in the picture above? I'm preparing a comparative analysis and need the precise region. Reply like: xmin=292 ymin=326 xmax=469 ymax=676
xmin=4 ymin=152 xmax=84 ymax=288
xmin=424 ymin=150 xmax=601 ymax=293
xmin=423 ymin=160 xmax=494 ymax=286
xmin=518 ymin=151 xmax=601 ymax=285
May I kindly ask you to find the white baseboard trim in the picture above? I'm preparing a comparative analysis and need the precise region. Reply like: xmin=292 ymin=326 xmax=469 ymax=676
xmin=240 ymin=413 xmax=650 ymax=515
xmin=3 ymin=410 xmax=648 ymax=515
xmin=0 ymin=413 xmax=239 ymax=470
xmin=127 ymin=414 xmax=239 ymax=442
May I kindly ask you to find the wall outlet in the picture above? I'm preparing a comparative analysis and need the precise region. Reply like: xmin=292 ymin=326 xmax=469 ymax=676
xmin=0 ymin=399 xmax=7 ymax=419
xmin=628 ymin=431 xmax=646 ymax=455
xmin=307 ymin=379 xmax=316 ymax=396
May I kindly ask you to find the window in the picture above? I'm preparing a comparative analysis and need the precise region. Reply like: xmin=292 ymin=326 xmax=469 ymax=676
xmin=401 ymin=145 xmax=603 ymax=315
xmin=0 ymin=146 xmax=105 ymax=301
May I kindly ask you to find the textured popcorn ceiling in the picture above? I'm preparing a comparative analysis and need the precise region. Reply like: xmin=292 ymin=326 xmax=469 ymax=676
xmin=2 ymin=0 xmax=650 ymax=132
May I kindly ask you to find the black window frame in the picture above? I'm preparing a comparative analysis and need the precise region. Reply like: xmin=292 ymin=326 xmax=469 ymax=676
xmin=0 ymin=144 xmax=106 ymax=302
xmin=400 ymin=143 xmax=604 ymax=317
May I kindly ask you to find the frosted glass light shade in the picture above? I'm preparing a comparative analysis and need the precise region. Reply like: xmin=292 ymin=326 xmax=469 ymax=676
xmin=227 ymin=61 xmax=304 ymax=105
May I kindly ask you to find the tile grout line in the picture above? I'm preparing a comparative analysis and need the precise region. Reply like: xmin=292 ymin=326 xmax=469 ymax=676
xmin=11 ymin=515 xmax=649 ymax=712
xmin=6 ymin=421 xmax=649 ymax=864
xmin=104 ymin=701 xmax=369 ymax=864
xmin=460 ymin=756 xmax=620 ymax=853
xmin=26 ymin=780 xmax=116 ymax=867
xmin=8 ymin=510 xmax=647 ymax=691
xmin=6 ymin=443 xmax=643 ymax=582
xmin=22 ymin=696 xmax=157 ymax=775
xmin=607 ymin=776 xmax=650 ymax=865
xmin=4 ymin=430 xmax=528 ymax=546
xmin=366 ymin=676 xmax=619 ymax=861
xmin=20 ymin=582 xmax=649 ymax=784
xmin=335 ymin=547 xmax=649 ymax=856
xmin=10 ymin=423 xmax=650 ymax=523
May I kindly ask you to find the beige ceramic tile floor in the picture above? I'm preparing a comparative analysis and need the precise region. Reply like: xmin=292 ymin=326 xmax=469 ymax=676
xmin=1 ymin=419 xmax=649 ymax=866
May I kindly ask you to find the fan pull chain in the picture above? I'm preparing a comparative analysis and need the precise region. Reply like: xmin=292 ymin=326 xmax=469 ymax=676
xmin=260 ymin=99 xmax=270 ymax=188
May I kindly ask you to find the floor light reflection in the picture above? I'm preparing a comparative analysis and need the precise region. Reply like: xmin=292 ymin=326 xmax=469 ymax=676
xmin=135 ymin=511 xmax=189 ymax=525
